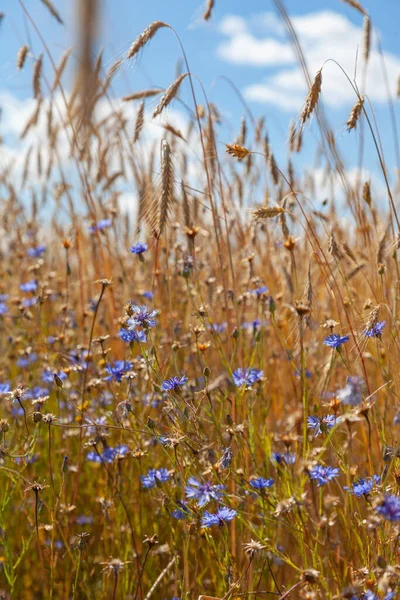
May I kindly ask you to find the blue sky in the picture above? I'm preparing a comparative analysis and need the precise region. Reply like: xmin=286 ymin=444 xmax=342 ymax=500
xmin=2 ymin=0 xmax=400 ymax=204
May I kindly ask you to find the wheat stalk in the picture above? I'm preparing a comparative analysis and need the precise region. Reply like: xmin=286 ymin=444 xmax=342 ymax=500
xmin=39 ymin=0 xmax=64 ymax=24
xmin=52 ymin=49 xmax=72 ymax=92
xmin=134 ymin=101 xmax=145 ymax=143
xmin=341 ymin=0 xmax=367 ymax=15
xmin=253 ymin=206 xmax=285 ymax=219
xmin=17 ymin=45 xmax=29 ymax=70
xmin=123 ymin=89 xmax=162 ymax=102
xmin=301 ymin=69 xmax=322 ymax=125
xmin=363 ymin=16 xmax=371 ymax=62
xmin=203 ymin=0 xmax=214 ymax=21
xmin=157 ymin=139 xmax=173 ymax=239
xmin=127 ymin=21 xmax=168 ymax=59
xmin=152 ymin=74 xmax=188 ymax=119
xmin=347 ymin=97 xmax=364 ymax=131
xmin=33 ymin=54 xmax=43 ymax=99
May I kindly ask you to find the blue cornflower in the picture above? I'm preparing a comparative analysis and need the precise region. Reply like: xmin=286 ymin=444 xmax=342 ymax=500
xmin=375 ymin=494 xmax=400 ymax=521
xmin=141 ymin=468 xmax=170 ymax=489
xmin=142 ymin=291 xmax=153 ymax=300
xmin=363 ymin=321 xmax=386 ymax=338
xmin=344 ymin=475 xmax=380 ymax=497
xmin=127 ymin=304 xmax=159 ymax=329
xmin=250 ymin=477 xmax=274 ymax=490
xmin=0 ymin=295 xmax=8 ymax=302
xmin=307 ymin=415 xmax=337 ymax=437
xmin=294 ymin=368 xmax=312 ymax=379
xmin=242 ymin=319 xmax=262 ymax=331
xmin=17 ymin=352 xmax=37 ymax=367
xmin=27 ymin=245 xmax=46 ymax=258
xmin=89 ymin=218 xmax=112 ymax=233
xmin=162 ymin=375 xmax=188 ymax=392
xmin=104 ymin=360 xmax=133 ymax=382
xmin=363 ymin=592 xmax=395 ymax=600
xmin=0 ymin=383 xmax=11 ymax=395
xmin=220 ymin=447 xmax=233 ymax=469
xmin=0 ymin=303 xmax=8 ymax=314
xmin=171 ymin=501 xmax=191 ymax=520
xmin=338 ymin=375 xmax=364 ymax=406
xmin=309 ymin=465 xmax=340 ymax=487
xmin=233 ymin=368 xmax=263 ymax=388
xmin=130 ymin=242 xmax=148 ymax=255
xmin=22 ymin=298 xmax=37 ymax=308
xmin=42 ymin=369 xmax=67 ymax=385
xmin=27 ymin=386 xmax=49 ymax=399
xmin=201 ymin=506 xmax=237 ymax=528
xmin=252 ymin=285 xmax=268 ymax=296
xmin=118 ymin=328 xmax=147 ymax=343
xmin=208 ymin=322 xmax=227 ymax=333
xmin=271 ymin=452 xmax=296 ymax=465
xmin=323 ymin=333 xmax=350 ymax=348
xmin=20 ymin=280 xmax=37 ymax=293
xmin=87 ymin=444 xmax=129 ymax=464
xmin=185 ymin=477 xmax=224 ymax=507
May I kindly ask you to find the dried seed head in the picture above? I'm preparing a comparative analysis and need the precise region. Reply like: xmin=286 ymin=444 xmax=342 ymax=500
xmin=152 ymin=74 xmax=188 ymax=119
xmin=203 ymin=0 xmax=214 ymax=20
xmin=123 ymin=89 xmax=162 ymax=102
xmin=39 ymin=0 xmax=64 ymax=24
xmin=347 ymin=97 xmax=364 ymax=131
xmin=226 ymin=143 xmax=250 ymax=160
xmin=134 ymin=101 xmax=145 ymax=143
xmin=157 ymin=139 xmax=173 ymax=239
xmin=17 ymin=45 xmax=29 ymax=70
xmin=33 ymin=54 xmax=43 ymax=99
xmin=301 ymin=69 xmax=322 ymax=125
xmin=363 ymin=16 xmax=371 ymax=62
xmin=363 ymin=180 xmax=371 ymax=205
xmin=341 ymin=0 xmax=367 ymax=15
xmin=127 ymin=21 xmax=168 ymax=60
xmin=253 ymin=206 xmax=285 ymax=220
xmin=366 ymin=305 xmax=380 ymax=331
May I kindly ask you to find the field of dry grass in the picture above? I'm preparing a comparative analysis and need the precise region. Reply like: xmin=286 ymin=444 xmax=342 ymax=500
xmin=0 ymin=0 xmax=400 ymax=598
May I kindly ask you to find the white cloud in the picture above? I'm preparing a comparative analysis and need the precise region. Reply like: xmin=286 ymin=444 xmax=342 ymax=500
xmin=217 ymin=10 xmax=400 ymax=109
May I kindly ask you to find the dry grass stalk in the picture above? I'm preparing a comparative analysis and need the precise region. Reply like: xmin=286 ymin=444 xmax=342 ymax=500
xmin=152 ymin=73 xmax=188 ymax=119
xmin=127 ymin=21 xmax=168 ymax=59
xmin=253 ymin=206 xmax=285 ymax=220
xmin=341 ymin=0 xmax=367 ymax=15
xmin=123 ymin=89 xmax=162 ymax=102
xmin=20 ymin=99 xmax=42 ymax=139
xmin=301 ymin=69 xmax=322 ymax=125
xmin=157 ymin=139 xmax=173 ymax=238
xmin=328 ymin=231 xmax=343 ymax=260
xmin=346 ymin=263 xmax=365 ymax=280
xmin=39 ymin=0 xmax=64 ymax=24
xmin=134 ymin=101 xmax=145 ymax=143
xmin=238 ymin=116 xmax=246 ymax=147
xmin=363 ymin=16 xmax=371 ymax=62
xmin=163 ymin=123 xmax=186 ymax=141
xmin=397 ymin=76 xmax=400 ymax=98
xmin=52 ymin=49 xmax=72 ymax=92
xmin=203 ymin=0 xmax=215 ymax=21
xmin=366 ymin=305 xmax=380 ymax=331
xmin=363 ymin=180 xmax=371 ymax=205
xmin=377 ymin=224 xmax=390 ymax=265
xmin=302 ymin=261 xmax=313 ymax=327
xmin=269 ymin=153 xmax=280 ymax=185
xmin=33 ymin=54 xmax=43 ymax=99
xmin=17 ymin=45 xmax=29 ymax=70
xmin=347 ymin=97 xmax=364 ymax=131
xmin=342 ymin=242 xmax=357 ymax=263
xmin=226 ymin=144 xmax=250 ymax=160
